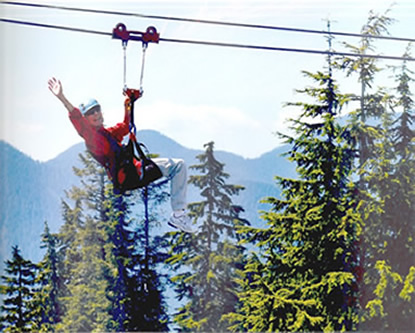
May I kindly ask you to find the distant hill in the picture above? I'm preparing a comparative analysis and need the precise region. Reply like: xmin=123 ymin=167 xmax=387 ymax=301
xmin=0 ymin=130 xmax=294 ymax=269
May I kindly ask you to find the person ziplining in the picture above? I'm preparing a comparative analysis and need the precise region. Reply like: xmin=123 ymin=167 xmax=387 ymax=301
xmin=47 ymin=24 xmax=194 ymax=233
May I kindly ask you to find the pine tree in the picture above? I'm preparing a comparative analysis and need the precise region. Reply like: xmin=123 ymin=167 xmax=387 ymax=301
xmin=167 ymin=142 xmax=248 ymax=332
xmin=388 ymin=45 xmax=415 ymax=279
xmin=229 ymin=67 xmax=361 ymax=331
xmin=58 ymin=199 xmax=82 ymax=291
xmin=340 ymin=9 xmax=394 ymax=182
xmin=31 ymin=222 xmax=63 ymax=331
xmin=56 ymin=153 xmax=110 ymax=331
xmin=361 ymin=45 xmax=415 ymax=331
xmin=126 ymin=184 xmax=170 ymax=332
xmin=339 ymin=10 xmax=415 ymax=329
xmin=56 ymin=151 xmax=170 ymax=331
xmin=103 ymin=193 xmax=137 ymax=331
xmin=104 ymin=183 xmax=169 ymax=332
xmin=0 ymin=246 xmax=37 ymax=332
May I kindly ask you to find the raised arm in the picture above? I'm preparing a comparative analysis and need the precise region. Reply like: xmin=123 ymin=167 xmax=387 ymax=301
xmin=48 ymin=77 xmax=75 ymax=113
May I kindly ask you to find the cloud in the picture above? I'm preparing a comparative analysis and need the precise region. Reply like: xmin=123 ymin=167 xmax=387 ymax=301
xmin=131 ymin=100 xmax=278 ymax=158
xmin=18 ymin=122 xmax=45 ymax=134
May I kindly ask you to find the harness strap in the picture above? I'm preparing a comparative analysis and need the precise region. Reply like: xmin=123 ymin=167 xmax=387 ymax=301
xmin=130 ymin=95 xmax=136 ymax=135
xmin=129 ymin=132 xmax=150 ymax=160
xmin=98 ymin=128 xmax=124 ymax=177
xmin=124 ymin=88 xmax=141 ymax=134
xmin=90 ymin=129 xmax=162 ymax=192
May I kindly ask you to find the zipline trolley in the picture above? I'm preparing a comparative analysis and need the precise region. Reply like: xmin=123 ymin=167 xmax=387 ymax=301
xmin=108 ymin=23 xmax=163 ymax=193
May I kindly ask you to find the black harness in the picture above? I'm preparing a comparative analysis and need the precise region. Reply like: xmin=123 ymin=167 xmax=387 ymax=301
xmin=91 ymin=23 xmax=163 ymax=193
xmin=90 ymin=96 xmax=162 ymax=194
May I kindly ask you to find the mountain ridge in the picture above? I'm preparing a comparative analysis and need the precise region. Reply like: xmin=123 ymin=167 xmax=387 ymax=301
xmin=0 ymin=130 xmax=292 ymax=268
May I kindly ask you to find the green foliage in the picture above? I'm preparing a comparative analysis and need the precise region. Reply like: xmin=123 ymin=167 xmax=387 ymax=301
xmin=2 ymin=9 xmax=414 ymax=332
xmin=332 ymin=8 xmax=415 ymax=330
xmin=103 ymin=193 xmax=133 ymax=331
xmin=0 ymin=246 xmax=37 ymax=332
xmin=0 ymin=151 xmax=171 ymax=332
xmin=400 ymin=266 xmax=415 ymax=302
xmin=110 ymin=184 xmax=170 ymax=332
xmin=230 ymin=69 xmax=361 ymax=332
xmin=30 ymin=222 xmax=63 ymax=332
xmin=358 ymin=45 xmax=415 ymax=331
xmin=167 ymin=142 xmax=248 ymax=332
xmin=55 ymin=154 xmax=110 ymax=332
xmin=55 ymin=152 xmax=170 ymax=332
xmin=363 ymin=261 xmax=415 ymax=330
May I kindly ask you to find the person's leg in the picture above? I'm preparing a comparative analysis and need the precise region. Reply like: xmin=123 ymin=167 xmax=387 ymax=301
xmin=153 ymin=157 xmax=187 ymax=211
xmin=153 ymin=157 xmax=194 ymax=233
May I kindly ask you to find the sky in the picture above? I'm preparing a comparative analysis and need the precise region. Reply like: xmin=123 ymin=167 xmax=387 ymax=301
xmin=1 ymin=0 xmax=414 ymax=162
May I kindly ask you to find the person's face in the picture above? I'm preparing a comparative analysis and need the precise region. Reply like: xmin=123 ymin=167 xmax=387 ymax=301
xmin=85 ymin=106 xmax=104 ymax=129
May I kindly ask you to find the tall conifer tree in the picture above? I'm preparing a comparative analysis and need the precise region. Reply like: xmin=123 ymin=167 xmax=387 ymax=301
xmin=56 ymin=152 xmax=170 ymax=331
xmin=0 ymin=246 xmax=37 ymax=332
xmin=229 ymin=64 xmax=360 ymax=331
xmin=167 ymin=142 xmax=248 ymax=332
xmin=340 ymin=9 xmax=393 ymax=187
xmin=388 ymin=45 xmax=415 ymax=280
xmin=129 ymin=184 xmax=170 ymax=332
xmin=31 ymin=222 xmax=62 ymax=331
xmin=104 ymin=193 xmax=137 ymax=331
xmin=360 ymin=45 xmax=415 ymax=331
xmin=56 ymin=154 xmax=110 ymax=331
xmin=340 ymin=10 xmax=415 ymax=329
xmin=104 ymin=183 xmax=169 ymax=332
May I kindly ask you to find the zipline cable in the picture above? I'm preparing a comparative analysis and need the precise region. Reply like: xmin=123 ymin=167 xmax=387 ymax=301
xmin=2 ymin=0 xmax=415 ymax=44
xmin=0 ymin=17 xmax=110 ymax=36
xmin=1 ymin=18 xmax=414 ymax=62
xmin=159 ymin=36 xmax=415 ymax=61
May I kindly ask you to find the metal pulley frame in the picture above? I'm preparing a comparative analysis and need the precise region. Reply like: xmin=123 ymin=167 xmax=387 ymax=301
xmin=112 ymin=23 xmax=159 ymax=98
xmin=112 ymin=23 xmax=160 ymax=133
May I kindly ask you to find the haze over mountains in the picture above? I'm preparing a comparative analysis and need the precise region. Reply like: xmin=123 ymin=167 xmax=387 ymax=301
xmin=0 ymin=130 xmax=295 ymax=268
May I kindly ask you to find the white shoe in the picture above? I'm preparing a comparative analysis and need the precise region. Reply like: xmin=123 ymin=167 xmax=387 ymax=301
xmin=168 ymin=210 xmax=195 ymax=233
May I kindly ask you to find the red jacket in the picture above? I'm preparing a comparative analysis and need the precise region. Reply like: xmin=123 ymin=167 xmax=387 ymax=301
xmin=69 ymin=107 xmax=137 ymax=181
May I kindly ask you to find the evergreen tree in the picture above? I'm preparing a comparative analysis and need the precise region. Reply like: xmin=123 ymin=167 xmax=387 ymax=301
xmin=31 ymin=222 xmax=63 ymax=331
xmin=361 ymin=45 xmax=415 ymax=331
xmin=0 ymin=246 xmax=37 ymax=332
xmin=340 ymin=8 xmax=394 ymax=184
xmin=104 ymin=183 xmax=169 ymax=332
xmin=56 ymin=153 xmax=110 ymax=331
xmin=56 ymin=152 xmax=170 ymax=331
xmin=229 ymin=68 xmax=360 ymax=331
xmin=58 ymin=198 xmax=83 ymax=291
xmin=167 ymin=142 xmax=248 ymax=332
xmin=127 ymin=184 xmax=170 ymax=332
xmin=103 ymin=193 xmax=137 ymax=331
xmin=339 ymin=10 xmax=415 ymax=329
xmin=388 ymin=45 xmax=415 ymax=279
